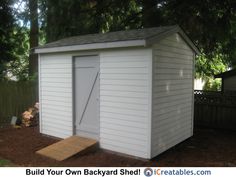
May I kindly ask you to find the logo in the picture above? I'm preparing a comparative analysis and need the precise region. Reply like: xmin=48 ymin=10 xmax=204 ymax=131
xmin=144 ymin=167 xmax=153 ymax=177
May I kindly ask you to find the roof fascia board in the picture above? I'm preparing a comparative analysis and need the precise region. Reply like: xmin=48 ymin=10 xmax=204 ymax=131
xmin=146 ymin=26 xmax=200 ymax=55
xmin=214 ymin=73 xmax=223 ymax=78
xmin=178 ymin=28 xmax=200 ymax=55
xmin=34 ymin=39 xmax=146 ymax=54
xmin=215 ymin=70 xmax=236 ymax=79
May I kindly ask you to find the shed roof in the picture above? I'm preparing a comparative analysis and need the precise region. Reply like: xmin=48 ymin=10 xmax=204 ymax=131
xmin=214 ymin=69 xmax=236 ymax=79
xmin=34 ymin=25 xmax=200 ymax=54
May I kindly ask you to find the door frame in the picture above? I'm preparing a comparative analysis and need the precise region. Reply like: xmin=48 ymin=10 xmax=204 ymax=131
xmin=72 ymin=54 xmax=100 ymax=138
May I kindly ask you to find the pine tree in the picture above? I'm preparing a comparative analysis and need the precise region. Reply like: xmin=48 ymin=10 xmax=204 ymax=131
xmin=0 ymin=0 xmax=17 ymax=79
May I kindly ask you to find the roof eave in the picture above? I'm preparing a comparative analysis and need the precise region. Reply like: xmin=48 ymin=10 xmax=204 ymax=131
xmin=34 ymin=39 xmax=146 ymax=54
xmin=214 ymin=74 xmax=223 ymax=78
xmin=146 ymin=25 xmax=200 ymax=55
xmin=214 ymin=69 xmax=236 ymax=79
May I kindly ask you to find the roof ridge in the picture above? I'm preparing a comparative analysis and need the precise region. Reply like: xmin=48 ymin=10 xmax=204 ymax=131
xmin=50 ymin=25 xmax=178 ymax=43
xmin=34 ymin=25 xmax=199 ymax=54
xmin=145 ymin=25 xmax=179 ymax=40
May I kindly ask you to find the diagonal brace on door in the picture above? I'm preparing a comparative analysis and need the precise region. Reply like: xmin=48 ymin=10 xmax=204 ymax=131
xmin=78 ymin=71 xmax=99 ymax=125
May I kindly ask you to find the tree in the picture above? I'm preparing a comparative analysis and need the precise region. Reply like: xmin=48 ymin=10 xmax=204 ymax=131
xmin=94 ymin=0 xmax=142 ymax=32
xmin=0 ymin=0 xmax=17 ymax=80
xmin=6 ymin=26 xmax=30 ymax=81
xmin=29 ymin=0 xmax=39 ymax=75
xmin=161 ymin=0 xmax=236 ymax=68
xmin=140 ymin=0 xmax=164 ymax=28
xmin=13 ymin=0 xmax=39 ymax=76
xmin=45 ymin=0 xmax=95 ymax=42
xmin=5 ymin=0 xmax=236 ymax=81
xmin=45 ymin=0 xmax=142 ymax=42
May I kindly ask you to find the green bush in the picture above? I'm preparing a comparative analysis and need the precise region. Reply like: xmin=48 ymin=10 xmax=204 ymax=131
xmin=203 ymin=78 xmax=222 ymax=91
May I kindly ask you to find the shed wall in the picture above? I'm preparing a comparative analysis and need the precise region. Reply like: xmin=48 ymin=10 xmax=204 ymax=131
xmin=151 ymin=33 xmax=194 ymax=158
xmin=224 ymin=76 xmax=236 ymax=91
xmin=39 ymin=53 xmax=73 ymax=138
xmin=99 ymin=48 xmax=152 ymax=158
xmin=39 ymin=48 xmax=152 ymax=158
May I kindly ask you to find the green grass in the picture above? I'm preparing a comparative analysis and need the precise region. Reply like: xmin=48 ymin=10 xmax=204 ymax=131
xmin=0 ymin=158 xmax=13 ymax=167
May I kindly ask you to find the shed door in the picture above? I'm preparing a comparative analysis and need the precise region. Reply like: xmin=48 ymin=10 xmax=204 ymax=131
xmin=74 ymin=56 xmax=99 ymax=140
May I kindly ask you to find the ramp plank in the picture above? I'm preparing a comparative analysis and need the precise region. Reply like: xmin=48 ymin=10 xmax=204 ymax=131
xmin=36 ymin=136 xmax=97 ymax=161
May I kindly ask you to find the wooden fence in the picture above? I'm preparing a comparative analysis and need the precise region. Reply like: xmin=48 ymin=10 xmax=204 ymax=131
xmin=0 ymin=81 xmax=37 ymax=126
xmin=194 ymin=90 xmax=236 ymax=130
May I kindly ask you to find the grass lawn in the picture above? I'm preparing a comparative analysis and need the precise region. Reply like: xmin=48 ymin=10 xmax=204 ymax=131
xmin=0 ymin=157 xmax=13 ymax=167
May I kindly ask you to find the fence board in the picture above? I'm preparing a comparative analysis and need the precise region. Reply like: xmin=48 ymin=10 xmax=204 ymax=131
xmin=194 ymin=90 xmax=236 ymax=130
xmin=0 ymin=81 xmax=37 ymax=126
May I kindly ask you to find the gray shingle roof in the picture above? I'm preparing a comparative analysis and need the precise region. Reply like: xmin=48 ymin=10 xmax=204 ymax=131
xmin=37 ymin=25 xmax=178 ymax=49
xmin=35 ymin=25 xmax=200 ymax=54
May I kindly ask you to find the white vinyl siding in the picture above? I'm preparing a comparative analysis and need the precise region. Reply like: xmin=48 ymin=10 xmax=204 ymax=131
xmin=224 ymin=76 xmax=236 ymax=91
xmin=151 ymin=33 xmax=194 ymax=158
xmin=99 ymin=48 xmax=152 ymax=158
xmin=39 ymin=53 xmax=73 ymax=138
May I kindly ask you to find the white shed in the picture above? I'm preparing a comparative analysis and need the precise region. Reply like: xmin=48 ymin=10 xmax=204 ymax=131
xmin=35 ymin=25 xmax=199 ymax=159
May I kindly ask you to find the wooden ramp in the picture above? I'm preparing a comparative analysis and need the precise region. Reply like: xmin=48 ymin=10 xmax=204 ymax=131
xmin=36 ymin=136 xmax=97 ymax=161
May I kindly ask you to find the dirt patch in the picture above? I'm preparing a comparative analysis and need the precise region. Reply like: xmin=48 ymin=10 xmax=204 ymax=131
xmin=0 ymin=126 xmax=235 ymax=167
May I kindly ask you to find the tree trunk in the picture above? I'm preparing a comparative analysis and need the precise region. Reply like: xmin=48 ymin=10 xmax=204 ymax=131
xmin=29 ymin=0 xmax=39 ymax=75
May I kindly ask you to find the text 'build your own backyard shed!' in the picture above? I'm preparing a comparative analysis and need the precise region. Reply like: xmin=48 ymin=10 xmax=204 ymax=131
xmin=35 ymin=25 xmax=199 ymax=159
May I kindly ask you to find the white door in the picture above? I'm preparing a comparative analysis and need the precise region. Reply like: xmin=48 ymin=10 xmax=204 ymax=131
xmin=74 ymin=56 xmax=99 ymax=140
